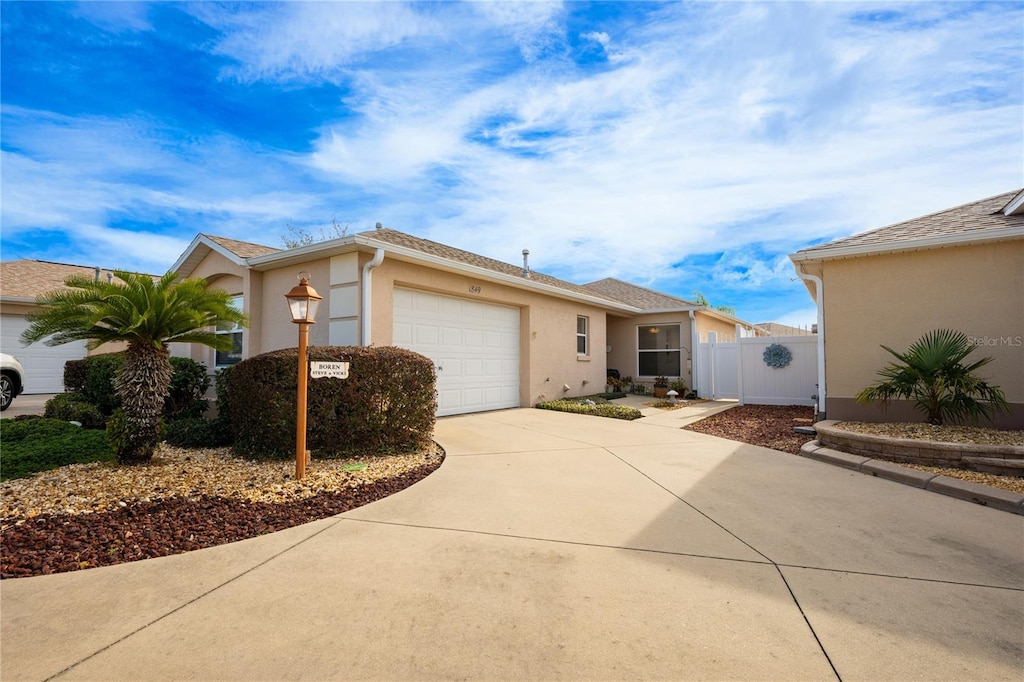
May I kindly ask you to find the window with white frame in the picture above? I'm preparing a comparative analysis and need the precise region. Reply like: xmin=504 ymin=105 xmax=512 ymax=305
xmin=637 ymin=324 xmax=681 ymax=376
xmin=576 ymin=315 xmax=589 ymax=355
xmin=215 ymin=295 xmax=244 ymax=367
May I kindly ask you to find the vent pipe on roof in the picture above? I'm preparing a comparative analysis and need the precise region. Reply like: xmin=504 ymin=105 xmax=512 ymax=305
xmin=522 ymin=249 xmax=530 ymax=278
xmin=107 ymin=272 xmax=113 ymax=283
xmin=94 ymin=266 xmax=100 ymax=282
xmin=375 ymin=222 xmax=383 ymax=230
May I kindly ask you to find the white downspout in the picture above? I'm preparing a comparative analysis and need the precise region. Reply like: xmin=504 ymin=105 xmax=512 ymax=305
xmin=361 ymin=248 xmax=385 ymax=346
xmin=689 ymin=310 xmax=698 ymax=397
xmin=796 ymin=267 xmax=826 ymax=418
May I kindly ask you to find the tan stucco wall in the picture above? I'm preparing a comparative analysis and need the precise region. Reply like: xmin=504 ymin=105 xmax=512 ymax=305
xmin=366 ymin=258 xmax=608 ymax=406
xmin=695 ymin=313 xmax=744 ymax=342
xmin=607 ymin=314 xmax=694 ymax=387
xmin=821 ymin=240 xmax=1024 ymax=428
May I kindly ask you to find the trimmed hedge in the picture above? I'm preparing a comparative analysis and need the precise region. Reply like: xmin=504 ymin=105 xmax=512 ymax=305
xmin=63 ymin=353 xmax=210 ymax=420
xmin=229 ymin=346 xmax=437 ymax=459
xmin=0 ymin=418 xmax=114 ymax=481
xmin=535 ymin=399 xmax=643 ymax=420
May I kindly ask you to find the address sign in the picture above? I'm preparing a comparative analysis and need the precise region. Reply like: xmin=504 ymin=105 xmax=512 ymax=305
xmin=310 ymin=361 xmax=350 ymax=379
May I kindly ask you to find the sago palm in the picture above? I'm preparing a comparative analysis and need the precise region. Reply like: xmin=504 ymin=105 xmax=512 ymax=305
xmin=21 ymin=270 xmax=247 ymax=464
xmin=855 ymin=329 xmax=1009 ymax=426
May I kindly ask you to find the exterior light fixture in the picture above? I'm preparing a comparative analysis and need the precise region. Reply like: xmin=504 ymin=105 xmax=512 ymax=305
xmin=285 ymin=275 xmax=322 ymax=324
xmin=285 ymin=272 xmax=322 ymax=480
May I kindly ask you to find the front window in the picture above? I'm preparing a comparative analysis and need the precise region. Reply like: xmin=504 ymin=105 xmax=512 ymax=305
xmin=638 ymin=324 xmax=681 ymax=376
xmin=577 ymin=316 xmax=589 ymax=355
xmin=215 ymin=295 xmax=243 ymax=367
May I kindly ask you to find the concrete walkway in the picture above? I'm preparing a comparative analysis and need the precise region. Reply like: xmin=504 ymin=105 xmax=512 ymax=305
xmin=2 ymin=408 xmax=1022 ymax=681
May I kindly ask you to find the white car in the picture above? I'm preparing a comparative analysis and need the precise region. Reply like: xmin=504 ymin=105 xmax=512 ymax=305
xmin=1 ymin=353 xmax=26 ymax=411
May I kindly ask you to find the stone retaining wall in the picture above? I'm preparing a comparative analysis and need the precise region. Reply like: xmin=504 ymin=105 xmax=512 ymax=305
xmin=814 ymin=420 xmax=1024 ymax=474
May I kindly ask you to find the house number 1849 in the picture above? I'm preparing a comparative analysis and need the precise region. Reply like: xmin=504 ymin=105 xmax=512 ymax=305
xmin=468 ymin=285 xmax=482 ymax=294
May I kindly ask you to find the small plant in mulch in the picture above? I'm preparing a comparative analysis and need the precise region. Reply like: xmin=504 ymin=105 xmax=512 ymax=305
xmin=535 ymin=399 xmax=642 ymax=421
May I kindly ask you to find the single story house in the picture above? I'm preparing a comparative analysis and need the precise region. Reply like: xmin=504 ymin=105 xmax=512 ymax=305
xmin=0 ymin=260 xmax=129 ymax=393
xmin=171 ymin=229 xmax=761 ymax=416
xmin=790 ymin=189 xmax=1024 ymax=429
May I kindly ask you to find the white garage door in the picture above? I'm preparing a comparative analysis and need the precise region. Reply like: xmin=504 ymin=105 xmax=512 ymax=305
xmin=1 ymin=314 xmax=87 ymax=394
xmin=393 ymin=288 xmax=520 ymax=416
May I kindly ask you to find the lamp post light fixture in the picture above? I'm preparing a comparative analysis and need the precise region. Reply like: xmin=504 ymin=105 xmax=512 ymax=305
xmin=285 ymin=273 xmax=322 ymax=480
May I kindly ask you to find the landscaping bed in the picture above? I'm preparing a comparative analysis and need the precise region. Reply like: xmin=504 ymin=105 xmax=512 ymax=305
xmin=1 ymin=444 xmax=443 ymax=579
xmin=683 ymin=404 xmax=1024 ymax=494
xmin=683 ymin=404 xmax=815 ymax=455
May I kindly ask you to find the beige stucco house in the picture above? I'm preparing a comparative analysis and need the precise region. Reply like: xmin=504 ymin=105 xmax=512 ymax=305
xmin=790 ymin=189 xmax=1024 ymax=429
xmin=171 ymin=229 xmax=760 ymax=416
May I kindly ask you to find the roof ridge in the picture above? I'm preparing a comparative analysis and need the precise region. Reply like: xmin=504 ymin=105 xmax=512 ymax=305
xmin=358 ymin=227 xmax=626 ymax=304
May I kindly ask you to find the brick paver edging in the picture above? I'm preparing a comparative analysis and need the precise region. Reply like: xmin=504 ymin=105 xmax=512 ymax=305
xmin=800 ymin=440 xmax=1024 ymax=515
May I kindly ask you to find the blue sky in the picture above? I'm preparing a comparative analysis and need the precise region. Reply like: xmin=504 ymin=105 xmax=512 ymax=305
xmin=2 ymin=1 xmax=1021 ymax=327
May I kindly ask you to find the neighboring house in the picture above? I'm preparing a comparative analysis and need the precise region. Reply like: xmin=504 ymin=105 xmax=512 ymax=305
xmin=755 ymin=322 xmax=815 ymax=337
xmin=0 ymin=260 xmax=125 ymax=393
xmin=582 ymin=278 xmax=762 ymax=388
xmin=171 ymin=229 xmax=761 ymax=416
xmin=790 ymin=189 xmax=1024 ymax=429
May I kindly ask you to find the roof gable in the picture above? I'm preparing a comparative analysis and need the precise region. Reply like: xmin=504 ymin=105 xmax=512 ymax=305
xmin=171 ymin=233 xmax=280 ymax=278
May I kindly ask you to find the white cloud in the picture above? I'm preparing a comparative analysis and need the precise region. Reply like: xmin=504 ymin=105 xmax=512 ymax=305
xmin=2 ymin=2 xmax=1019 ymax=321
xmin=196 ymin=2 xmax=436 ymax=82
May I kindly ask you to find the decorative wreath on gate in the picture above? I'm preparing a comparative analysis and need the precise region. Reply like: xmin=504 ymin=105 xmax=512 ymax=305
xmin=763 ymin=343 xmax=792 ymax=369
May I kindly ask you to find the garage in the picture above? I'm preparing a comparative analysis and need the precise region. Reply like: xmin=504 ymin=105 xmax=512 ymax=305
xmin=393 ymin=288 xmax=520 ymax=416
xmin=1 ymin=314 xmax=87 ymax=394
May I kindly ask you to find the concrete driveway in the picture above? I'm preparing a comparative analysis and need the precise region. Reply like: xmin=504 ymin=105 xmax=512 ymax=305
xmin=2 ymin=408 xmax=1022 ymax=681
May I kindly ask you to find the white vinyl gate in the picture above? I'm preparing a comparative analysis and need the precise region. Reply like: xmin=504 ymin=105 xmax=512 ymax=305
xmin=696 ymin=330 xmax=817 ymax=406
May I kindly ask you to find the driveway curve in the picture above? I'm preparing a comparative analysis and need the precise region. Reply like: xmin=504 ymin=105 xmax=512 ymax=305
xmin=3 ymin=408 xmax=1022 ymax=681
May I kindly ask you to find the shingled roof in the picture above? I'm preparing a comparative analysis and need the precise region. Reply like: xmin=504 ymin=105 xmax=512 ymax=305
xmin=582 ymin=278 xmax=697 ymax=310
xmin=795 ymin=189 xmax=1024 ymax=259
xmin=203 ymin=234 xmax=281 ymax=259
xmin=0 ymin=260 xmax=128 ymax=300
xmin=359 ymin=228 xmax=623 ymax=303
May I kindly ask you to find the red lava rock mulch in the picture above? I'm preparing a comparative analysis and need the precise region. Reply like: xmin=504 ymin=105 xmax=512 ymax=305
xmin=683 ymin=404 xmax=815 ymax=455
xmin=1 ymin=464 xmax=438 ymax=580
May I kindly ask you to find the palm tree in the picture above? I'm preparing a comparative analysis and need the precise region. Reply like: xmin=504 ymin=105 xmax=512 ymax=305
xmin=855 ymin=329 xmax=1009 ymax=426
xmin=21 ymin=270 xmax=248 ymax=464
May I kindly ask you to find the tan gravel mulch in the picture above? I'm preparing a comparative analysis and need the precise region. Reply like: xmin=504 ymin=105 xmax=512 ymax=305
xmin=1 ymin=444 xmax=443 ymax=579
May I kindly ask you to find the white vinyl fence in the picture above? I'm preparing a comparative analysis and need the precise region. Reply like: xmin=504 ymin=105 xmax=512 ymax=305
xmin=696 ymin=329 xmax=817 ymax=406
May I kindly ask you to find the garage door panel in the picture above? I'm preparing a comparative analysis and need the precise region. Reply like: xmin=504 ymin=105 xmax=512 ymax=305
xmin=1 ymin=315 xmax=87 ymax=394
xmin=414 ymin=325 xmax=439 ymax=345
xmin=393 ymin=289 xmax=519 ymax=416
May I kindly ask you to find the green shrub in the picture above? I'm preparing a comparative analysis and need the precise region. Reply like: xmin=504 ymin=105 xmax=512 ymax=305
xmin=164 ymin=418 xmax=221 ymax=448
xmin=64 ymin=353 xmax=210 ymax=421
xmin=229 ymin=346 xmax=437 ymax=459
xmin=0 ymin=418 xmax=114 ymax=481
xmin=43 ymin=393 xmax=106 ymax=429
xmin=64 ymin=353 xmax=124 ymax=415
xmin=535 ymin=399 xmax=643 ymax=420
xmin=165 ymin=356 xmax=210 ymax=421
